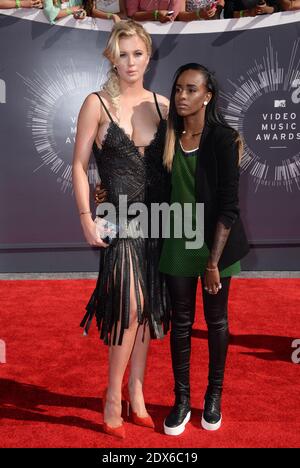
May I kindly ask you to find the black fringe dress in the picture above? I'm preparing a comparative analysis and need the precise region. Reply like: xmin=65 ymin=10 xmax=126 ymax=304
xmin=80 ymin=92 xmax=171 ymax=345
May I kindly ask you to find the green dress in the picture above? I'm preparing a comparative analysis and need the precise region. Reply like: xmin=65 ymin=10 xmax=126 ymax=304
xmin=159 ymin=142 xmax=241 ymax=277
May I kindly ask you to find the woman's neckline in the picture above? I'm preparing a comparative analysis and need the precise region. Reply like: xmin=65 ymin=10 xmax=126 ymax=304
xmin=94 ymin=118 xmax=165 ymax=157
xmin=179 ymin=139 xmax=199 ymax=154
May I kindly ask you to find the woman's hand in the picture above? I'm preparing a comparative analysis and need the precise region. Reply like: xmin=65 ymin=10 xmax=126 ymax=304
xmin=158 ymin=10 xmax=174 ymax=22
xmin=200 ymin=5 xmax=217 ymax=19
xmin=204 ymin=267 xmax=222 ymax=295
xmin=95 ymin=183 xmax=107 ymax=206
xmin=206 ymin=5 xmax=218 ymax=18
xmin=255 ymin=5 xmax=274 ymax=14
xmin=22 ymin=0 xmax=42 ymax=7
xmin=73 ymin=8 xmax=87 ymax=20
xmin=80 ymin=216 xmax=109 ymax=248
xmin=111 ymin=14 xmax=121 ymax=23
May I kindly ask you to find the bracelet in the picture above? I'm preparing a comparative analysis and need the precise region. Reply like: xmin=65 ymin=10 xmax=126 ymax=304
xmin=66 ymin=8 xmax=73 ymax=15
xmin=107 ymin=12 xmax=113 ymax=19
xmin=206 ymin=266 xmax=218 ymax=272
xmin=80 ymin=210 xmax=92 ymax=216
xmin=196 ymin=8 xmax=201 ymax=19
xmin=153 ymin=9 xmax=159 ymax=20
xmin=239 ymin=10 xmax=244 ymax=17
xmin=15 ymin=0 xmax=21 ymax=8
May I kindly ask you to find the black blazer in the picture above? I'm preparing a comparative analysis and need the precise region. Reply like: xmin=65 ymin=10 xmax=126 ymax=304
xmin=194 ymin=123 xmax=250 ymax=270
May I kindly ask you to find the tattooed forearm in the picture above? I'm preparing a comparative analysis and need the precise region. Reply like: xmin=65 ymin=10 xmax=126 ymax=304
xmin=208 ymin=221 xmax=231 ymax=267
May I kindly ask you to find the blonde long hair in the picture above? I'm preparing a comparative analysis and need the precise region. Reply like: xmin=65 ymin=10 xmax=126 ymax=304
xmin=102 ymin=20 xmax=152 ymax=109
xmin=163 ymin=64 xmax=244 ymax=171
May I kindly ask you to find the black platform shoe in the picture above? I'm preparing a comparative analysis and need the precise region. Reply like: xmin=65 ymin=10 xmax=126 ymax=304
xmin=201 ymin=387 xmax=222 ymax=431
xmin=163 ymin=395 xmax=191 ymax=436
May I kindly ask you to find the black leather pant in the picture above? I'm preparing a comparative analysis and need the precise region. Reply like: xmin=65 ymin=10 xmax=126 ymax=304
xmin=165 ymin=275 xmax=231 ymax=399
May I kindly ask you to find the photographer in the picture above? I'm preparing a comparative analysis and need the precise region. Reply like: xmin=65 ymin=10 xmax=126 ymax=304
xmin=43 ymin=0 xmax=86 ymax=24
xmin=224 ymin=0 xmax=280 ymax=17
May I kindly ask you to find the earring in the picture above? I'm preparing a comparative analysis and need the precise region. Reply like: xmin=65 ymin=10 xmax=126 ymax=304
xmin=113 ymin=65 xmax=117 ymax=71
xmin=204 ymin=101 xmax=208 ymax=106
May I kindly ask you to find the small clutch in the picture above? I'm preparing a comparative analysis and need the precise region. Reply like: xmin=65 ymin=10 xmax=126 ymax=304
xmin=94 ymin=217 xmax=119 ymax=246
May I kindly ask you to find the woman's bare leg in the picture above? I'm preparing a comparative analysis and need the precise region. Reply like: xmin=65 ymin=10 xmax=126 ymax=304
xmin=104 ymin=322 xmax=139 ymax=427
xmin=104 ymin=252 xmax=144 ymax=427
xmin=128 ymin=323 xmax=151 ymax=417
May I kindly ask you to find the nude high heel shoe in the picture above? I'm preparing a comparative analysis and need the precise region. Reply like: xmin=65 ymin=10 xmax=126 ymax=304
xmin=103 ymin=388 xmax=126 ymax=439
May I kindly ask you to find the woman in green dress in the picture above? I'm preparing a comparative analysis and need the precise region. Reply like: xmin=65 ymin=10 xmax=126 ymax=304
xmin=159 ymin=63 xmax=249 ymax=435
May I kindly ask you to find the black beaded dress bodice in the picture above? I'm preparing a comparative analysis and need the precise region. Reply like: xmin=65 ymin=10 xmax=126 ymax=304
xmin=93 ymin=118 xmax=167 ymax=210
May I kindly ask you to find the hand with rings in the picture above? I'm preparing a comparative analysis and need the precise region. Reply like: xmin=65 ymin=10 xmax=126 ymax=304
xmin=204 ymin=283 xmax=222 ymax=294
xmin=204 ymin=264 xmax=221 ymax=294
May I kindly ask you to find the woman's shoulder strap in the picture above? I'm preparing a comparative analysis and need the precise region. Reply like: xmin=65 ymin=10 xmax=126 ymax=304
xmin=153 ymin=92 xmax=163 ymax=121
xmin=93 ymin=92 xmax=114 ymax=123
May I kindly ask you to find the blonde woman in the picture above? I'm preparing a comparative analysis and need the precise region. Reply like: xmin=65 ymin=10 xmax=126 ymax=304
xmin=72 ymin=20 xmax=170 ymax=439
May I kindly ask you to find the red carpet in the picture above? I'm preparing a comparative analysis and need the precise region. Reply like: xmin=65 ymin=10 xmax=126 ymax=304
xmin=0 ymin=278 xmax=299 ymax=448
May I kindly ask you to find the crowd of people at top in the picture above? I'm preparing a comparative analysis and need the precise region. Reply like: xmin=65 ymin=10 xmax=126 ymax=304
xmin=0 ymin=0 xmax=299 ymax=25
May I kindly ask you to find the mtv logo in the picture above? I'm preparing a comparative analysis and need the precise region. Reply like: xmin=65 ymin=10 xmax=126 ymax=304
xmin=274 ymin=100 xmax=286 ymax=108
